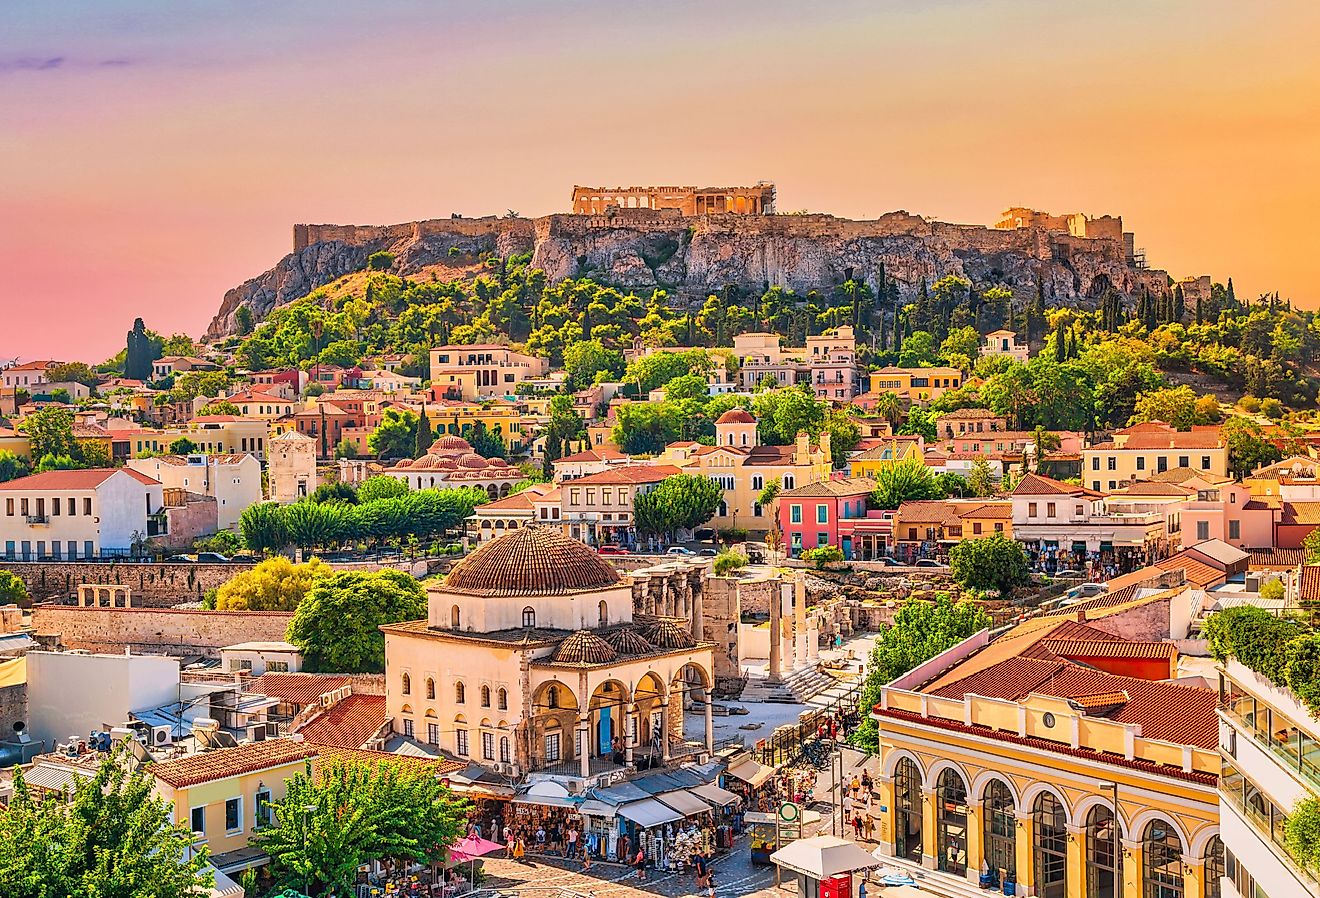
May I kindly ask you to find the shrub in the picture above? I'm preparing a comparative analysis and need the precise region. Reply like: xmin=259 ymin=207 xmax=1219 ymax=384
xmin=0 ymin=571 xmax=27 ymax=605
xmin=713 ymin=550 xmax=748 ymax=576
xmin=802 ymin=545 xmax=844 ymax=569
xmin=1203 ymin=605 xmax=1303 ymax=684
xmin=1260 ymin=578 xmax=1286 ymax=602
xmin=367 ymin=251 xmax=396 ymax=271
xmin=1283 ymin=796 xmax=1320 ymax=874
xmin=1285 ymin=634 xmax=1320 ymax=717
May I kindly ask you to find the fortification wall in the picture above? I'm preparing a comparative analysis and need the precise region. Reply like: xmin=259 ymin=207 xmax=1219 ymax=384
xmin=6 ymin=562 xmax=253 ymax=607
xmin=31 ymin=605 xmax=295 ymax=657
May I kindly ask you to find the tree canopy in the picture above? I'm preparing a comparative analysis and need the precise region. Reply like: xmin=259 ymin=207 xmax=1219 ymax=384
xmin=214 ymin=557 xmax=329 ymax=611
xmin=949 ymin=533 xmax=1030 ymax=595
xmin=633 ymin=474 xmax=724 ymax=541
xmin=286 ymin=570 xmax=428 ymax=672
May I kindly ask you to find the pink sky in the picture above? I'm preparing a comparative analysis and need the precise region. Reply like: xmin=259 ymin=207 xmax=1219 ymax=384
xmin=2 ymin=0 xmax=1319 ymax=362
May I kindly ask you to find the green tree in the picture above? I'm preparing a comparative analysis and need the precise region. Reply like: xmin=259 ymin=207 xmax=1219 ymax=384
xmin=751 ymin=386 xmax=827 ymax=445
xmin=713 ymin=549 xmax=748 ymax=576
xmin=367 ymin=251 xmax=396 ymax=271
xmin=624 ymin=349 xmax=713 ymax=394
xmin=124 ymin=317 xmax=160 ymax=381
xmin=1129 ymin=385 xmax=1220 ymax=429
xmin=803 ymin=545 xmax=844 ymax=569
xmin=286 ymin=570 xmax=428 ymax=673
xmin=949 ymin=533 xmax=1029 ymax=595
xmin=633 ymin=474 xmax=724 ymax=542
xmin=216 ymin=557 xmax=329 ymax=611
xmin=0 ymin=451 xmax=30 ymax=483
xmin=368 ymin=408 xmax=419 ymax=460
xmin=283 ymin=500 xmax=342 ymax=551
xmin=254 ymin=757 xmax=468 ymax=897
xmin=19 ymin=406 xmax=79 ymax=462
xmin=0 ymin=742 xmax=213 ymax=898
xmin=897 ymin=330 xmax=937 ymax=368
xmin=414 ymin=408 xmax=434 ymax=458
xmin=564 ymin=339 xmax=625 ymax=390
xmin=198 ymin=400 xmax=241 ymax=416
xmin=1284 ymin=797 xmax=1320 ymax=875
xmin=938 ymin=326 xmax=981 ymax=371
xmin=612 ymin=402 xmax=681 ymax=455
xmin=234 ymin=305 xmax=254 ymax=336
xmin=870 ymin=457 xmax=941 ymax=509
xmin=966 ymin=456 xmax=997 ymax=497
xmin=35 ymin=453 xmax=80 ymax=472
xmin=357 ymin=475 xmax=409 ymax=504
xmin=872 ymin=391 xmax=903 ymax=430
xmin=824 ymin=410 xmax=861 ymax=465
xmin=44 ymin=361 xmax=99 ymax=387
xmin=239 ymin=502 xmax=290 ymax=554
xmin=0 ymin=571 xmax=26 ymax=605
xmin=1222 ymin=416 xmax=1282 ymax=478
xmin=168 ymin=436 xmax=199 ymax=455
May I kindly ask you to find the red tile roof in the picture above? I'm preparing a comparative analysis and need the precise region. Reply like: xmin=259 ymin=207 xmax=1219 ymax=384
xmin=1152 ymin=555 xmax=1225 ymax=590
xmin=0 ymin=468 xmax=157 ymax=491
xmin=1012 ymin=473 xmax=1098 ymax=497
xmin=781 ymin=478 xmax=876 ymax=498
xmin=1041 ymin=638 xmax=1177 ymax=660
xmin=1248 ymin=547 xmax=1305 ymax=569
xmin=567 ymin=465 xmax=679 ymax=485
xmin=1280 ymin=501 xmax=1320 ymax=526
xmin=151 ymin=739 xmax=317 ymax=788
xmin=556 ymin=448 xmax=628 ymax=464
xmin=295 ymin=694 xmax=387 ymax=749
xmin=1300 ymin=565 xmax=1320 ymax=604
xmin=251 ymin=673 xmax=352 ymax=708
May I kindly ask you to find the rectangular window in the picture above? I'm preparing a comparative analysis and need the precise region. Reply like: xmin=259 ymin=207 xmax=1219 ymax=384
xmin=67 ymin=497 xmax=75 ymax=515
xmin=1202 ymin=455 xmax=1211 ymax=469
xmin=4 ymin=499 xmax=11 ymax=516
xmin=403 ymin=718 xmax=414 ymax=737
xmin=225 ymin=797 xmax=242 ymax=833
xmin=1092 ymin=481 xmax=1101 ymax=491
xmin=1136 ymin=457 xmax=1145 ymax=471
xmin=428 ymin=723 xmax=440 ymax=745
xmin=1046 ymin=502 xmax=1056 ymax=518
xmin=1091 ymin=457 xmax=1099 ymax=471
xmin=817 ymin=533 xmax=829 ymax=547
xmin=456 ymin=729 xmax=469 ymax=756
xmin=1107 ymin=457 xmax=1116 ymax=471
xmin=482 ymin=731 xmax=495 ymax=760
xmin=544 ymin=732 xmax=561 ymax=762
xmin=1179 ymin=456 xmax=1190 ymax=468
xmin=817 ymin=504 xmax=828 ymax=524
xmin=1228 ymin=520 xmax=1241 ymax=540
xmin=83 ymin=498 xmax=92 ymax=515
xmin=190 ymin=806 xmax=205 ymax=835
xmin=790 ymin=505 xmax=802 ymax=524
xmin=255 ymin=789 xmax=272 ymax=828
xmin=51 ymin=498 xmax=59 ymax=516
xmin=1157 ymin=456 xmax=1168 ymax=473
xmin=973 ymin=523 xmax=982 ymax=535
xmin=1197 ymin=521 xmax=1210 ymax=541
xmin=267 ymin=661 xmax=289 ymax=673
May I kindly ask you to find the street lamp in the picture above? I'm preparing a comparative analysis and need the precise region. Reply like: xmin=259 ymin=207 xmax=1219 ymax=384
xmin=302 ymin=803 xmax=318 ymax=898
xmin=1098 ymin=781 xmax=1120 ymax=893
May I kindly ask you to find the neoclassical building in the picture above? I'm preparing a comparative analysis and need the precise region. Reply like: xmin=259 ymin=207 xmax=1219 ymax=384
xmin=873 ymin=617 xmax=1223 ymax=898
xmin=381 ymin=527 xmax=716 ymax=779
xmin=385 ymin=434 xmax=523 ymax=499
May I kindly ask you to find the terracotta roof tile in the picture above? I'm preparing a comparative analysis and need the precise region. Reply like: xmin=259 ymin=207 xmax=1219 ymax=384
xmin=780 ymin=478 xmax=876 ymax=498
xmin=1042 ymin=638 xmax=1177 ymax=660
xmin=1280 ymin=501 xmax=1320 ymax=526
xmin=295 ymin=695 xmax=387 ymax=749
xmin=1248 ymin=547 xmax=1304 ymax=568
xmin=0 ymin=468 xmax=153 ymax=491
xmin=445 ymin=526 xmax=620 ymax=596
xmin=567 ymin=465 xmax=679 ymax=485
xmin=151 ymin=738 xmax=318 ymax=788
xmin=1012 ymin=473 xmax=1098 ymax=497
xmin=251 ymin=673 xmax=353 ymax=708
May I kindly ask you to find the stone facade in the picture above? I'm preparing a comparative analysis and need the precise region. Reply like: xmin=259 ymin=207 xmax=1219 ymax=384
xmin=571 ymin=183 xmax=776 ymax=216
xmin=31 ymin=605 xmax=294 ymax=657
xmin=7 ymin=561 xmax=252 ymax=606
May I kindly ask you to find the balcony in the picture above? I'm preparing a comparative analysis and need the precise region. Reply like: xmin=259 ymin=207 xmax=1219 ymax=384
xmin=24 ymin=514 xmax=49 ymax=526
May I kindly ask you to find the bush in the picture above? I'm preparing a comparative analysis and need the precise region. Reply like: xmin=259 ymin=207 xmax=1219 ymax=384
xmin=1203 ymin=605 xmax=1303 ymax=684
xmin=949 ymin=534 xmax=1029 ymax=595
xmin=713 ymin=550 xmax=748 ymax=576
xmin=802 ymin=545 xmax=844 ymax=569
xmin=1285 ymin=634 xmax=1320 ymax=717
xmin=367 ymin=251 xmax=396 ymax=271
xmin=1260 ymin=578 xmax=1286 ymax=602
xmin=1283 ymin=796 xmax=1320 ymax=874
xmin=0 ymin=571 xmax=27 ymax=605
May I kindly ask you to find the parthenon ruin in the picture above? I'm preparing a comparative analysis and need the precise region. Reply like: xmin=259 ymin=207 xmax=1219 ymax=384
xmin=572 ymin=183 xmax=776 ymax=216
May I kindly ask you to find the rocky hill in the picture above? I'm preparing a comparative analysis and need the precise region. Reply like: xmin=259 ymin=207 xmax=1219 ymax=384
xmin=206 ymin=208 xmax=1170 ymax=339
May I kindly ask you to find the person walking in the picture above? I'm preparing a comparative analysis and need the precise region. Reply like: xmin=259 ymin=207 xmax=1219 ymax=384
xmin=633 ymin=846 xmax=647 ymax=881
xmin=693 ymin=851 xmax=709 ymax=894
xmin=566 ymin=826 xmax=578 ymax=860
xmin=505 ymin=830 xmax=516 ymax=859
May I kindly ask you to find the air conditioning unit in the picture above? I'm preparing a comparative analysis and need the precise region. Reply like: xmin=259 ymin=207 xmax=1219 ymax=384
xmin=246 ymin=724 xmax=267 ymax=742
xmin=152 ymin=725 xmax=173 ymax=746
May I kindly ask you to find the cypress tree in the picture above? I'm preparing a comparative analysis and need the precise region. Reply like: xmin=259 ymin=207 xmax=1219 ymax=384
xmin=1173 ymin=285 xmax=1186 ymax=323
xmin=1054 ymin=319 xmax=1068 ymax=363
xmin=124 ymin=317 xmax=157 ymax=381
xmin=1066 ymin=328 xmax=1077 ymax=360
xmin=1227 ymin=278 xmax=1237 ymax=307
xmin=414 ymin=404 xmax=434 ymax=458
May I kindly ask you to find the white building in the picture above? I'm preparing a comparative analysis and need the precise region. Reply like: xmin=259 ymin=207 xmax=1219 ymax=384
xmin=126 ymin=454 xmax=262 ymax=530
xmin=0 ymin=468 xmax=163 ymax=560
xmin=980 ymin=329 xmax=1030 ymax=363
xmin=1219 ymin=657 xmax=1319 ymax=897
xmin=25 ymin=650 xmax=181 ymax=749
xmin=219 ymin=642 xmax=304 ymax=676
xmin=266 ymin=430 xmax=317 ymax=503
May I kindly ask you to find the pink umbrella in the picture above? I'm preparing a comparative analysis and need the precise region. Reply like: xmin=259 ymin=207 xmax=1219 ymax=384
xmin=448 ymin=835 xmax=506 ymax=886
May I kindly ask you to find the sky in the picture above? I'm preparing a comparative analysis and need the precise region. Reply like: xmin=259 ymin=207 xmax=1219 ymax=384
xmin=2 ymin=0 xmax=1319 ymax=362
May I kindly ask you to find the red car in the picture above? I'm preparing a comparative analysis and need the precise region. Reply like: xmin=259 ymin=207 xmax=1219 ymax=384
xmin=596 ymin=545 xmax=630 ymax=556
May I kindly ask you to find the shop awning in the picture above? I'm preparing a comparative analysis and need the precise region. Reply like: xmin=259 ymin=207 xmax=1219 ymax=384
xmin=578 ymin=800 xmax=619 ymax=818
xmin=691 ymin=783 xmax=740 ymax=807
xmin=770 ymin=835 xmax=882 ymax=878
xmin=513 ymin=781 xmax=580 ymax=809
xmin=655 ymin=789 xmax=713 ymax=818
xmin=618 ymin=798 xmax=684 ymax=828
xmin=727 ymin=758 xmax=775 ymax=789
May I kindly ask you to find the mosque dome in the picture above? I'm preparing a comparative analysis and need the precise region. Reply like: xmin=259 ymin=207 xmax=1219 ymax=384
xmin=552 ymin=630 xmax=619 ymax=664
xmin=444 ymin=526 xmax=622 ymax=596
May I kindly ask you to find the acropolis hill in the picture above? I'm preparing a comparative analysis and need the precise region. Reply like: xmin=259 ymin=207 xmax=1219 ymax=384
xmin=206 ymin=184 xmax=1192 ymax=339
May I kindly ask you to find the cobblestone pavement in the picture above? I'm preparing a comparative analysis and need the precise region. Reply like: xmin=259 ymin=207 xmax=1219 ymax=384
xmin=480 ymin=746 xmax=884 ymax=898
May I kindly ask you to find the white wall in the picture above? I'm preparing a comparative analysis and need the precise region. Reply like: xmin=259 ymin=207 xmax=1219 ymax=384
xmin=99 ymin=470 xmax=161 ymax=551
xmin=26 ymin=651 xmax=180 ymax=748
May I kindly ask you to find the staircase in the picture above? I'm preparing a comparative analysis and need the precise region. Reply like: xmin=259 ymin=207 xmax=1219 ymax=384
xmin=739 ymin=664 xmax=847 ymax=704
xmin=869 ymin=855 xmax=991 ymax=898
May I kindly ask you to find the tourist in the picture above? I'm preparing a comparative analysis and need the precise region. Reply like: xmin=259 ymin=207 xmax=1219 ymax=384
xmin=693 ymin=850 xmax=708 ymax=893
xmin=535 ymin=825 xmax=546 ymax=851
xmin=633 ymin=847 xmax=648 ymax=881
xmin=505 ymin=830 xmax=516 ymax=858
xmin=565 ymin=827 xmax=578 ymax=859
xmin=514 ymin=835 xmax=527 ymax=862
xmin=852 ymin=814 xmax=863 ymax=839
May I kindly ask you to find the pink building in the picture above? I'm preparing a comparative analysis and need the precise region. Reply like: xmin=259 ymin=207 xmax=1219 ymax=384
xmin=1180 ymin=479 xmax=1278 ymax=549
xmin=778 ymin=477 xmax=876 ymax=558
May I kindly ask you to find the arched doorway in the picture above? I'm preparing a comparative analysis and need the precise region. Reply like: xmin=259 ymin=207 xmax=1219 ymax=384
xmin=588 ymin=680 xmax=630 ymax=758
xmin=531 ymin=680 xmax=579 ymax=769
xmin=893 ymin=757 xmax=923 ymax=863
xmin=936 ymin=769 xmax=968 ymax=876
xmin=1142 ymin=819 xmax=1183 ymax=898
xmin=1086 ymin=805 xmax=1121 ymax=898
xmin=634 ymin=672 xmax=667 ymax=764
xmin=983 ymin=780 xmax=1016 ymax=886
xmin=1033 ymin=792 xmax=1068 ymax=898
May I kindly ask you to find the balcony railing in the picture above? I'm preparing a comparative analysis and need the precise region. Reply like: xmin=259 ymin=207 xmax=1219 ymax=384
xmin=1221 ymin=700 xmax=1320 ymax=793
xmin=1221 ymin=773 xmax=1317 ymax=887
xmin=24 ymin=514 xmax=49 ymax=525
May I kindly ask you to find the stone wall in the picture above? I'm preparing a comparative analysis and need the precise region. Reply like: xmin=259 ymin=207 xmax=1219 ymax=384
xmin=31 ymin=605 xmax=294 ymax=658
xmin=700 ymin=577 xmax=743 ymax=686
xmin=0 ymin=682 xmax=26 ymax=743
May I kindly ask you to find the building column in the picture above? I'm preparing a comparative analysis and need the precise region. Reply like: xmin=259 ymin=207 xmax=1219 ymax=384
xmin=768 ymin=580 xmax=784 ymax=683
xmin=874 ymin=776 xmax=895 ymax=857
xmin=794 ymin=571 xmax=808 ymax=669
xmin=1015 ymin=812 xmax=1034 ymax=897
xmin=704 ymin=699 xmax=714 ymax=752
xmin=965 ymin=804 xmax=984 ymax=886
xmin=920 ymin=788 xmax=938 ymax=870
xmin=661 ymin=699 xmax=672 ymax=762
xmin=625 ymin=703 xmax=638 ymax=765
xmin=1121 ymin=839 xmax=1142 ymax=898
xmin=577 ymin=716 xmax=591 ymax=778
xmin=1065 ymin=824 xmax=1085 ymax=898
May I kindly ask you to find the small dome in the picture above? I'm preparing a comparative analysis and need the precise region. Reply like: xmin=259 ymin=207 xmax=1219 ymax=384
xmin=639 ymin=617 xmax=696 ymax=649
xmin=457 ymin=453 xmax=489 ymax=469
xmin=445 ymin=526 xmax=622 ymax=596
xmin=605 ymin=628 xmax=655 ymax=655
xmin=392 ymin=458 xmax=414 ymax=469
xmin=552 ymin=630 xmax=618 ymax=664
xmin=716 ymin=409 xmax=756 ymax=425
xmin=431 ymin=435 xmax=472 ymax=453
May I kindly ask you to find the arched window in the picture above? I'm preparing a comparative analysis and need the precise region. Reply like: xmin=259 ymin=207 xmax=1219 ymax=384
xmin=936 ymin=769 xmax=968 ymax=876
xmin=498 ymin=688 xmax=508 ymax=710
xmin=598 ymin=600 xmax=609 ymax=626
xmin=401 ymin=673 xmax=411 ymax=695
xmin=782 ymin=474 xmax=795 ymax=490
xmin=983 ymin=780 xmax=1016 ymax=887
xmin=455 ymin=681 xmax=466 ymax=704
xmin=547 ymin=686 xmax=559 ymax=709
xmin=1033 ymin=793 xmax=1068 ymax=898
xmin=893 ymin=758 xmax=922 ymax=862
xmin=499 ymin=736 xmax=511 ymax=764
xmin=1142 ymin=819 xmax=1183 ymax=898
xmin=451 ymin=605 xmax=461 ymax=629
xmin=425 ymin=678 xmax=435 ymax=700
xmin=522 ymin=606 xmax=536 ymax=628
xmin=1204 ymin=836 xmax=1224 ymax=898
xmin=1086 ymin=805 xmax=1122 ymax=898
xmin=481 ymin=686 xmax=491 ymax=708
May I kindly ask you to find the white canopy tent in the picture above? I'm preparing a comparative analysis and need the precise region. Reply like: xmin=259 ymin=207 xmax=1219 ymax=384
xmin=770 ymin=835 xmax=883 ymax=879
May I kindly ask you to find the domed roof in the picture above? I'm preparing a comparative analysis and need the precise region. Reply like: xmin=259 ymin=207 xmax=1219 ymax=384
xmin=716 ymin=408 xmax=756 ymax=425
xmin=457 ymin=453 xmax=489 ymax=469
xmin=639 ymin=617 xmax=696 ymax=649
xmin=392 ymin=458 xmax=414 ymax=469
xmin=605 ymin=628 xmax=655 ymax=655
xmin=431 ymin=435 xmax=473 ymax=453
xmin=444 ymin=527 xmax=622 ymax=596
xmin=552 ymin=630 xmax=618 ymax=664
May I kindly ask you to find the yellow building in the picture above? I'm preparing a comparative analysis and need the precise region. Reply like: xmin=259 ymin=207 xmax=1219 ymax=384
xmin=848 ymin=438 xmax=925 ymax=478
xmin=0 ymin=425 xmax=31 ymax=459
xmin=867 ymin=366 xmax=963 ymax=402
xmin=658 ymin=409 xmax=831 ymax=537
xmin=428 ymin=345 xmax=549 ymax=400
xmin=872 ymin=618 xmax=1222 ymax=898
xmin=1082 ymin=422 xmax=1228 ymax=489
xmin=424 ymin=398 xmax=528 ymax=452
xmin=113 ymin=417 xmax=272 ymax=461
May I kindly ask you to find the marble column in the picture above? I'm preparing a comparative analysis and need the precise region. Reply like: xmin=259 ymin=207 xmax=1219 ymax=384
xmin=625 ymin=703 xmax=638 ymax=765
xmin=794 ymin=571 xmax=809 ymax=669
xmin=577 ymin=716 xmax=591 ymax=778
xmin=704 ymin=700 xmax=714 ymax=752
xmin=768 ymin=580 xmax=784 ymax=683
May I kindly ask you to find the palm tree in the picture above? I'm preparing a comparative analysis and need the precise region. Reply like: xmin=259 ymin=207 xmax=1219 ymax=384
xmin=873 ymin=391 xmax=903 ymax=431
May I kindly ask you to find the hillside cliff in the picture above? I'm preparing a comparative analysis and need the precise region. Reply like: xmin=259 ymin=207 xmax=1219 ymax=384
xmin=207 ymin=209 xmax=1167 ymax=339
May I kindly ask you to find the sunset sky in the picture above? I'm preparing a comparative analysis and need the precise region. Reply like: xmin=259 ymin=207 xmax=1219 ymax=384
xmin=3 ymin=0 xmax=1318 ymax=361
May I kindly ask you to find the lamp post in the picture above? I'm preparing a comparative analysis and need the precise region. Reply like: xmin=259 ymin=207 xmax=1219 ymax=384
xmin=1098 ymin=780 xmax=1120 ymax=897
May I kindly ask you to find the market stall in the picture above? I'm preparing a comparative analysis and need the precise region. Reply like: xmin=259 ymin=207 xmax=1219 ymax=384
xmin=770 ymin=835 xmax=881 ymax=897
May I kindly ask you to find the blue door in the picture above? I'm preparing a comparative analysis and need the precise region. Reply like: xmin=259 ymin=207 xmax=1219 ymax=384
xmin=841 ymin=536 xmax=853 ymax=560
xmin=598 ymin=706 xmax=612 ymax=755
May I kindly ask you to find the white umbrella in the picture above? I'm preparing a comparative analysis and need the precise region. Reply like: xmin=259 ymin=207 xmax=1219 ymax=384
xmin=770 ymin=835 xmax=883 ymax=879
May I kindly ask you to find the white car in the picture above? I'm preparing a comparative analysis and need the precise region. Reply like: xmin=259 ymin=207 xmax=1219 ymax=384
xmin=666 ymin=547 xmax=696 ymax=556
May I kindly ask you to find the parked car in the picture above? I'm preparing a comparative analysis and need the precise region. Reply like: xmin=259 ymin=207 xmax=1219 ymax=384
xmin=913 ymin=558 xmax=947 ymax=568
xmin=1054 ymin=569 xmax=1086 ymax=579
xmin=195 ymin=552 xmax=231 ymax=564
xmin=596 ymin=545 xmax=629 ymax=556
xmin=875 ymin=556 xmax=902 ymax=567
xmin=169 ymin=554 xmax=198 ymax=563
xmin=1065 ymin=583 xmax=1107 ymax=601
xmin=666 ymin=547 xmax=696 ymax=556
xmin=697 ymin=548 xmax=718 ymax=558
